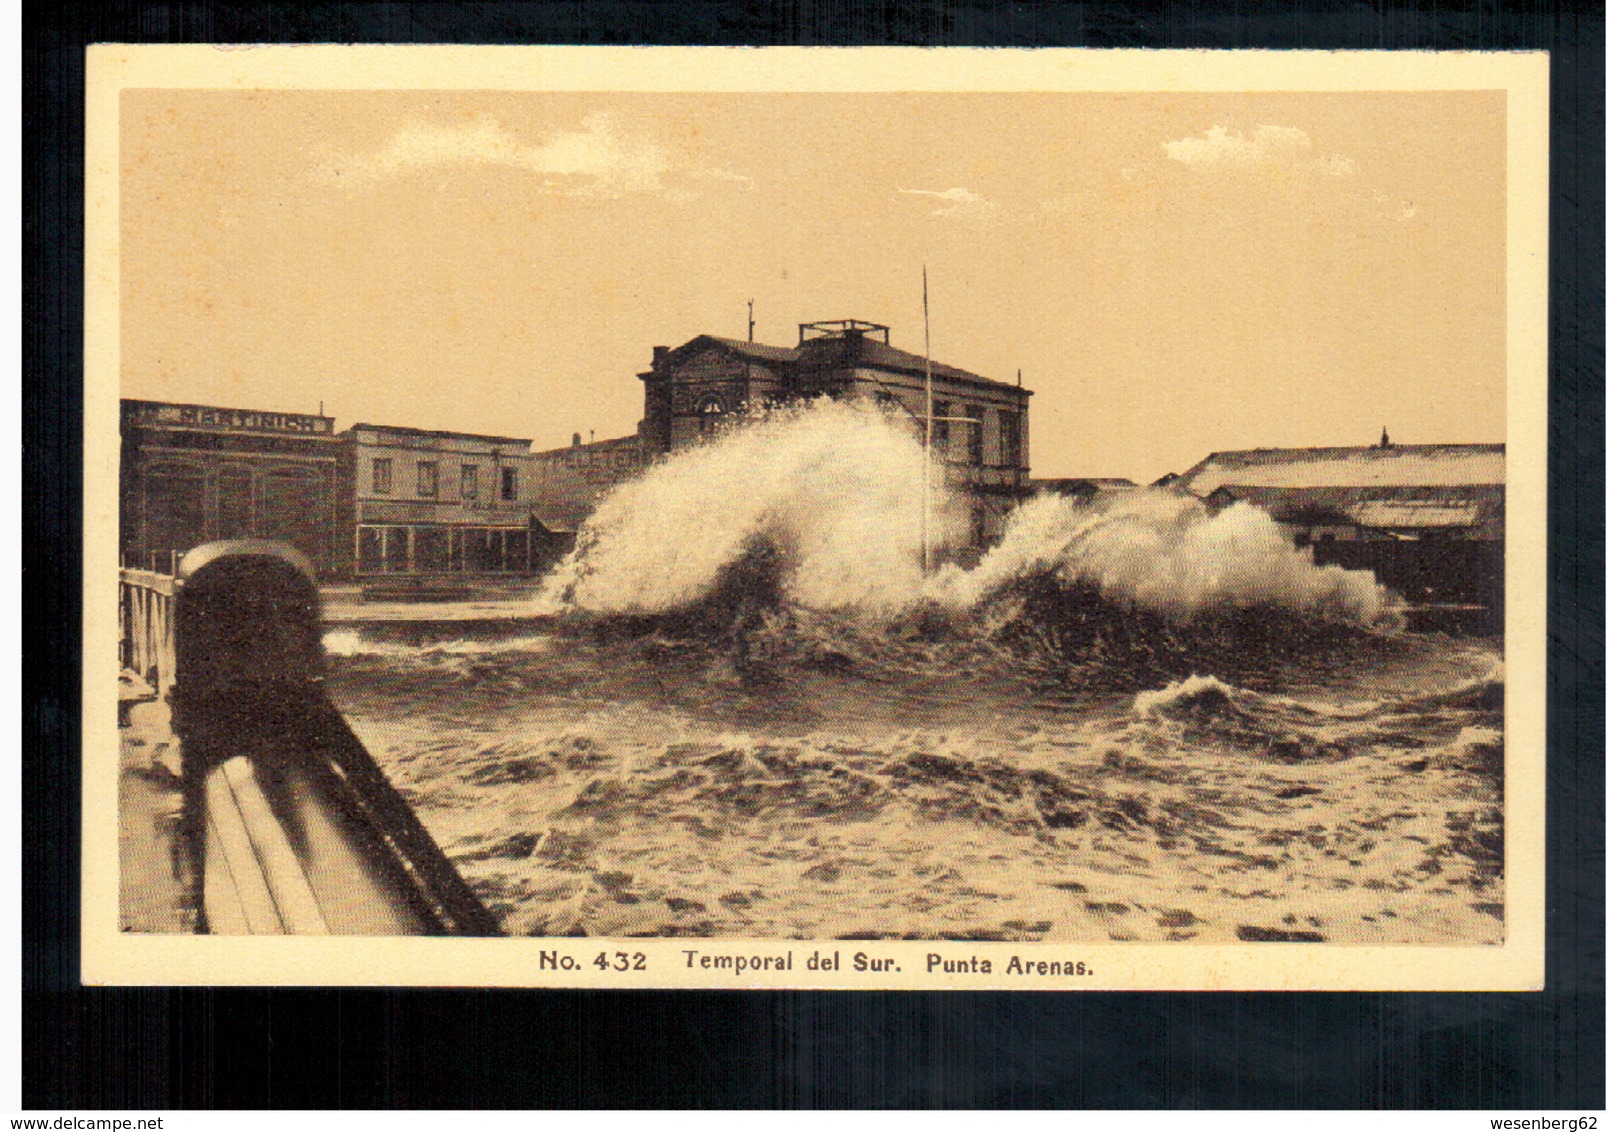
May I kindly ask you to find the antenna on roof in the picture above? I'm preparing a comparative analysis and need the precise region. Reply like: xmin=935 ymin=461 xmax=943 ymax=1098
xmin=747 ymin=299 xmax=755 ymax=343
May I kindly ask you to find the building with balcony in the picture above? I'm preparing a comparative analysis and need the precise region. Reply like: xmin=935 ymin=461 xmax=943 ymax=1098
xmin=338 ymin=423 xmax=563 ymax=577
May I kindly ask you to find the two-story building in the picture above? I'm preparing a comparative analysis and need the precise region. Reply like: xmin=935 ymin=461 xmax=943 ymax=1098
xmin=338 ymin=423 xmax=558 ymax=577
xmin=635 ymin=319 xmax=1032 ymax=547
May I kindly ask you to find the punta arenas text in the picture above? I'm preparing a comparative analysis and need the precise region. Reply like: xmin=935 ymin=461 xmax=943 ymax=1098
xmin=928 ymin=953 xmax=1093 ymax=977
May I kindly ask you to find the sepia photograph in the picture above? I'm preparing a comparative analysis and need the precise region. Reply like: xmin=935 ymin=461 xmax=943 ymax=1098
xmin=84 ymin=47 xmax=1548 ymax=988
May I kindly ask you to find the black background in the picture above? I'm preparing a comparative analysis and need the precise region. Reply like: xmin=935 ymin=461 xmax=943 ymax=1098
xmin=25 ymin=1 xmax=1605 ymax=1110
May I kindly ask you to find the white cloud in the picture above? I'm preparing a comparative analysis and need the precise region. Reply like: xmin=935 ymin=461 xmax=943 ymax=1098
xmin=1164 ymin=124 xmax=1357 ymax=178
xmin=897 ymin=186 xmax=996 ymax=219
xmin=318 ymin=113 xmax=744 ymax=199
xmin=1165 ymin=124 xmax=1312 ymax=166
xmin=690 ymin=166 xmax=755 ymax=189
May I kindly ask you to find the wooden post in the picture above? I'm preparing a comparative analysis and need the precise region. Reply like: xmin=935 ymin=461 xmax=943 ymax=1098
xmin=168 ymin=541 xmax=498 ymax=935
xmin=922 ymin=266 xmax=933 ymax=575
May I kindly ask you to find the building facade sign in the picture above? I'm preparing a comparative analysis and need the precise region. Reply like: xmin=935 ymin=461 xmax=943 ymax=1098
xmin=123 ymin=400 xmax=334 ymax=435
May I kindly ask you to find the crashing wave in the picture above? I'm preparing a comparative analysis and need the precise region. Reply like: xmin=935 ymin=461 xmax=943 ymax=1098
xmin=526 ymin=401 xmax=1403 ymax=686
xmin=930 ymin=489 xmax=1398 ymax=626
xmin=535 ymin=399 xmax=940 ymax=617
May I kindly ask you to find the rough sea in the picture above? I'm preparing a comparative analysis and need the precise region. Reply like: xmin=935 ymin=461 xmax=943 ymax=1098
xmin=324 ymin=402 xmax=1505 ymax=944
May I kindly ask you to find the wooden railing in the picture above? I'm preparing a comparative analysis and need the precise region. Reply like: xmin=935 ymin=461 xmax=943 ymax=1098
xmin=119 ymin=567 xmax=179 ymax=699
xmin=152 ymin=540 xmax=500 ymax=936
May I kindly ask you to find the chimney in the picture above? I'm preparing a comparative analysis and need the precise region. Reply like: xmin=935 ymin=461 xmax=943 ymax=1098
xmin=572 ymin=432 xmax=582 ymax=447
xmin=652 ymin=346 xmax=669 ymax=367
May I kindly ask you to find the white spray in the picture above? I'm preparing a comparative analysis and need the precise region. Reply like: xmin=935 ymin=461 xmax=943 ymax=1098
xmin=931 ymin=489 xmax=1396 ymax=624
xmin=535 ymin=399 xmax=949 ymax=616
xmin=536 ymin=401 xmax=1396 ymax=627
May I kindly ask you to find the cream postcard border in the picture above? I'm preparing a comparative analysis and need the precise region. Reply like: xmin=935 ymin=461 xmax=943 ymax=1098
xmin=82 ymin=46 xmax=1549 ymax=990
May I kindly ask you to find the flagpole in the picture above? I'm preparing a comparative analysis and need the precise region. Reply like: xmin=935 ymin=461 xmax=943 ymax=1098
xmin=922 ymin=267 xmax=933 ymax=575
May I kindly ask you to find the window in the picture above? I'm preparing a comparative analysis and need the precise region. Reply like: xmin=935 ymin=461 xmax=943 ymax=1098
xmin=998 ymin=411 xmax=1020 ymax=468
xmin=414 ymin=526 xmax=449 ymax=571
xmin=967 ymin=405 xmax=983 ymax=465
xmin=144 ymin=466 xmax=206 ymax=561
xmin=416 ymin=461 xmax=438 ymax=498
xmin=217 ymin=467 xmax=254 ymax=539
xmin=464 ymin=528 xmax=494 ymax=571
xmin=260 ymin=468 xmax=325 ymax=565
xmin=505 ymin=529 xmax=529 ymax=572
xmin=460 ymin=464 xmax=478 ymax=500
xmin=933 ymin=400 xmax=950 ymax=449
xmin=357 ymin=526 xmax=384 ymax=573
xmin=372 ymin=457 xmax=392 ymax=495
xmin=501 ymin=467 xmax=519 ymax=501
xmin=384 ymin=526 xmax=409 ymax=572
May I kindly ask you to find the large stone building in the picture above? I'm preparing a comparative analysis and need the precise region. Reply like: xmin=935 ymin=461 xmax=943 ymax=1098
xmin=120 ymin=399 xmax=343 ymax=576
xmin=338 ymin=423 xmax=564 ymax=578
xmin=634 ymin=319 xmax=1032 ymax=546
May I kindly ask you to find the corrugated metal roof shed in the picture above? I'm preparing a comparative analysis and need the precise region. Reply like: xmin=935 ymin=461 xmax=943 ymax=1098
xmin=1206 ymin=483 xmax=1504 ymax=538
xmin=1178 ymin=443 xmax=1504 ymax=495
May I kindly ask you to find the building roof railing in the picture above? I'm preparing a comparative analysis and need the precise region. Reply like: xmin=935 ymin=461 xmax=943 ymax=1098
xmin=798 ymin=319 xmax=891 ymax=345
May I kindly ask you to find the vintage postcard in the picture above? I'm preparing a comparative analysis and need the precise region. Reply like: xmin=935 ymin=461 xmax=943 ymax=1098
xmin=83 ymin=46 xmax=1548 ymax=989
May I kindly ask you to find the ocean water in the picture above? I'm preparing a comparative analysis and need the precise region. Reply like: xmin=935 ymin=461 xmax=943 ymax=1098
xmin=325 ymin=403 xmax=1504 ymax=944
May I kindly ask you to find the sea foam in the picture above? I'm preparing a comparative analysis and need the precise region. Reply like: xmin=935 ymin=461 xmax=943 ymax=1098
xmin=536 ymin=400 xmax=1396 ymax=628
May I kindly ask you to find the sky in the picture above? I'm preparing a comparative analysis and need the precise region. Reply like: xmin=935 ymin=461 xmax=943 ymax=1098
xmin=120 ymin=89 xmax=1506 ymax=482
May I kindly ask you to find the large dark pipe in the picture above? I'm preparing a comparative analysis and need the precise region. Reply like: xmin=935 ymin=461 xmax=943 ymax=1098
xmin=170 ymin=540 xmax=500 ymax=935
